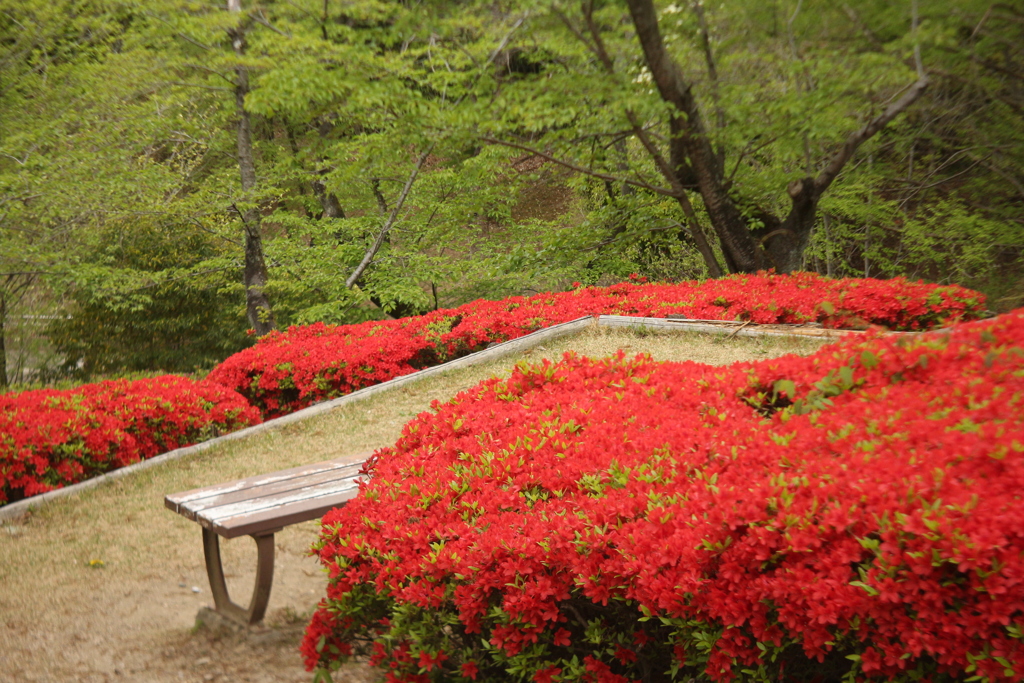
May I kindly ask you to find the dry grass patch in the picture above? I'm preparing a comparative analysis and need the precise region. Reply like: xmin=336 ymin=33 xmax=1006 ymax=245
xmin=0 ymin=325 xmax=828 ymax=683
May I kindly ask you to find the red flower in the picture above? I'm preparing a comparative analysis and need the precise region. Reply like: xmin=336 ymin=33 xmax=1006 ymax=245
xmin=860 ymin=646 xmax=882 ymax=673
xmin=534 ymin=666 xmax=562 ymax=683
xmin=418 ymin=649 xmax=447 ymax=672
xmin=461 ymin=661 xmax=479 ymax=680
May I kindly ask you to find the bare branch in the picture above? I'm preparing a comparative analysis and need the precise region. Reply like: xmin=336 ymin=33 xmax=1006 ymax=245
xmin=0 ymin=192 xmax=42 ymax=205
xmin=346 ymin=14 xmax=530 ymax=290
xmin=786 ymin=0 xmax=803 ymax=60
xmin=577 ymin=3 xmax=697 ymax=188
xmin=813 ymin=76 xmax=929 ymax=194
xmin=0 ymin=153 xmax=29 ymax=166
xmin=897 ymin=157 xmax=988 ymax=210
xmin=692 ymin=1 xmax=727 ymax=136
xmin=142 ymin=12 xmax=215 ymax=51
xmin=975 ymin=155 xmax=1024 ymax=199
xmin=911 ymin=0 xmax=924 ymax=79
xmin=991 ymin=3 xmax=1024 ymax=24
xmin=230 ymin=203 xmax=249 ymax=227
xmin=930 ymin=64 xmax=1022 ymax=115
xmin=281 ymin=0 xmax=317 ymax=21
xmin=581 ymin=0 xmax=721 ymax=275
xmin=176 ymin=33 xmax=214 ymax=51
xmin=182 ymin=63 xmax=238 ymax=85
xmin=187 ymin=217 xmax=244 ymax=248
xmin=581 ymin=1 xmax=624 ymax=80
xmin=553 ymin=7 xmax=596 ymax=58
xmin=480 ymin=136 xmax=677 ymax=196
xmin=953 ymin=49 xmax=1024 ymax=82
xmin=345 ymin=145 xmax=434 ymax=289
xmin=579 ymin=222 xmax=678 ymax=252
xmin=725 ymin=135 xmax=780 ymax=187
xmin=970 ymin=4 xmax=993 ymax=38
xmin=626 ymin=115 xmax=677 ymax=186
xmin=167 ymin=81 xmax=233 ymax=92
xmin=251 ymin=10 xmax=291 ymax=38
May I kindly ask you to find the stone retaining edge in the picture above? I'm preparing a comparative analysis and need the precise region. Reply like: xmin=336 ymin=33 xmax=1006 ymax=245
xmin=596 ymin=315 xmax=854 ymax=338
xmin=0 ymin=316 xmax=595 ymax=520
xmin=0 ymin=314 xmax=875 ymax=520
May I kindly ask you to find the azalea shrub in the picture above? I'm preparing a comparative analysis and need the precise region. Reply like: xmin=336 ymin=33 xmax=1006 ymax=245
xmin=0 ymin=376 xmax=261 ymax=505
xmin=303 ymin=309 xmax=1024 ymax=683
xmin=209 ymin=273 xmax=985 ymax=418
xmin=205 ymin=311 xmax=479 ymax=418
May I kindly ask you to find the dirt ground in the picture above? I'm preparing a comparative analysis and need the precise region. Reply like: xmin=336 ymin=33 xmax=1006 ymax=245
xmin=0 ymin=480 xmax=376 ymax=683
xmin=0 ymin=326 xmax=828 ymax=683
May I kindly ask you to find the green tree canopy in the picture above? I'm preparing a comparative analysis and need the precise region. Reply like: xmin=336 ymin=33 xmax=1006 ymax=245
xmin=1 ymin=0 xmax=1020 ymax=384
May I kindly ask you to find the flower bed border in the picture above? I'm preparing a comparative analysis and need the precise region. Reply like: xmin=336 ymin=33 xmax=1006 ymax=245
xmin=0 ymin=313 xmax=928 ymax=522
xmin=0 ymin=317 xmax=590 ymax=520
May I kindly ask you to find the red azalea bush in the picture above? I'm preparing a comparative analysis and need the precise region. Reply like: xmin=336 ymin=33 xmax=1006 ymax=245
xmin=0 ymin=376 xmax=261 ymax=505
xmin=303 ymin=309 xmax=1024 ymax=683
xmin=209 ymin=273 xmax=986 ymax=418
xmin=4 ymin=274 xmax=982 ymax=507
xmin=204 ymin=311 xmax=480 ymax=418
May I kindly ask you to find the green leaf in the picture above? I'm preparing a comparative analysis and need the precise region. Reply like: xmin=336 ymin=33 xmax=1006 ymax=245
xmin=773 ymin=379 xmax=796 ymax=398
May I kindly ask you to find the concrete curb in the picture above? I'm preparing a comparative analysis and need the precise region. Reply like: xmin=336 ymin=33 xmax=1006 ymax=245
xmin=0 ymin=313 xmax=872 ymax=521
xmin=0 ymin=316 xmax=595 ymax=521
xmin=596 ymin=315 xmax=855 ymax=339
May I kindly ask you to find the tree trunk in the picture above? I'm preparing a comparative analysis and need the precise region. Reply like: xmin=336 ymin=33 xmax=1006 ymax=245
xmin=762 ymin=76 xmax=929 ymax=271
xmin=625 ymin=0 xmax=768 ymax=274
xmin=228 ymin=0 xmax=276 ymax=336
xmin=624 ymin=0 xmax=928 ymax=275
xmin=0 ymin=291 xmax=8 ymax=390
xmin=576 ymin=5 xmax=725 ymax=277
xmin=759 ymin=177 xmax=819 ymax=272
xmin=312 ymin=179 xmax=345 ymax=220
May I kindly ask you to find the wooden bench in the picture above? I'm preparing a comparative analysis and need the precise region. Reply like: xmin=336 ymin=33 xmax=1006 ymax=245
xmin=165 ymin=454 xmax=369 ymax=625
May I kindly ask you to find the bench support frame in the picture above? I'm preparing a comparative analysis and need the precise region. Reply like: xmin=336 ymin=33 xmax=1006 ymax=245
xmin=202 ymin=527 xmax=278 ymax=625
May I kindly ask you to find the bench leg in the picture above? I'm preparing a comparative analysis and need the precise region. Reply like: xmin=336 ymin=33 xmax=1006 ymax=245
xmin=202 ymin=528 xmax=276 ymax=625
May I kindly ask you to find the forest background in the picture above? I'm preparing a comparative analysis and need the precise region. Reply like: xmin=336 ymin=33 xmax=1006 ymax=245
xmin=1 ymin=0 xmax=1021 ymax=389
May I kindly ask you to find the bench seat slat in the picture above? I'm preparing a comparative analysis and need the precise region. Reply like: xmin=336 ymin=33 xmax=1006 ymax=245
xmin=165 ymin=458 xmax=364 ymax=513
xmin=199 ymin=476 xmax=360 ymax=524
xmin=170 ymin=464 xmax=363 ymax=520
xmin=165 ymin=454 xmax=372 ymax=538
xmin=207 ymin=486 xmax=363 ymax=538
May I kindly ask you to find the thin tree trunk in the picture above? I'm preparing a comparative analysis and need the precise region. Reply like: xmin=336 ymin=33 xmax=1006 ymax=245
xmin=0 ymin=291 xmax=8 ymax=390
xmin=228 ymin=0 xmax=276 ymax=336
xmin=576 ymin=5 xmax=725 ymax=277
xmin=312 ymin=179 xmax=345 ymax=219
xmin=625 ymin=0 xmax=767 ymax=273
xmin=823 ymin=212 xmax=835 ymax=276
xmin=345 ymin=145 xmax=434 ymax=289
